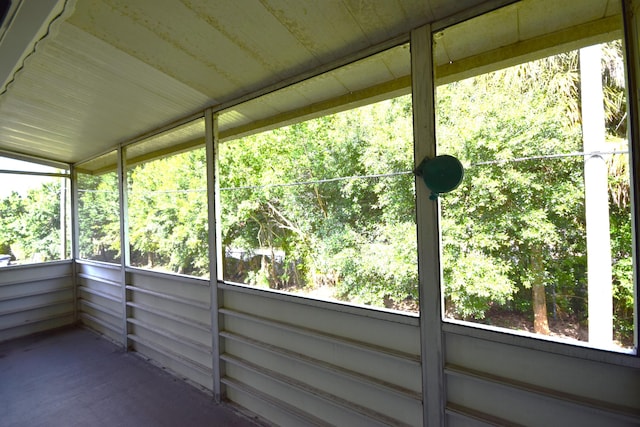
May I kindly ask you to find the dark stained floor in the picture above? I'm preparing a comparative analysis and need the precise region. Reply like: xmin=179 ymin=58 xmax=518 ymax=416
xmin=0 ymin=327 xmax=262 ymax=427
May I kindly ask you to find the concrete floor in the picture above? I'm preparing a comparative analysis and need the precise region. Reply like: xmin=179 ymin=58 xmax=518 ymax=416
xmin=0 ymin=327 xmax=262 ymax=427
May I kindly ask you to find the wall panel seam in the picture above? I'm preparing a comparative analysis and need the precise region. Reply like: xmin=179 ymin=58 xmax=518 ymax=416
xmin=75 ymin=259 xmax=122 ymax=270
xmin=222 ymin=377 xmax=334 ymax=427
xmin=79 ymin=312 xmax=121 ymax=334
xmin=0 ymin=274 xmax=72 ymax=288
xmin=445 ymin=364 xmax=640 ymax=422
xmin=445 ymin=403 xmax=522 ymax=427
xmin=220 ymin=308 xmax=420 ymax=365
xmin=222 ymin=353 xmax=411 ymax=427
xmin=125 ymin=267 xmax=209 ymax=287
xmin=78 ymin=299 xmax=122 ymax=318
xmin=76 ymin=272 xmax=122 ymax=287
xmin=219 ymin=282 xmax=420 ymax=326
xmin=0 ymin=286 xmax=73 ymax=302
xmin=128 ymin=333 xmax=213 ymax=376
xmin=126 ymin=301 xmax=210 ymax=331
xmin=221 ymin=330 xmax=422 ymax=401
xmin=77 ymin=285 xmax=121 ymax=303
xmin=126 ymin=318 xmax=212 ymax=355
xmin=125 ymin=285 xmax=210 ymax=310
xmin=0 ymin=313 xmax=74 ymax=332
xmin=0 ymin=299 xmax=74 ymax=316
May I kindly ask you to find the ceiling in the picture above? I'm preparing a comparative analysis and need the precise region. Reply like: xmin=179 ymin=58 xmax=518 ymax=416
xmin=0 ymin=0 xmax=494 ymax=165
xmin=0 ymin=0 xmax=623 ymax=166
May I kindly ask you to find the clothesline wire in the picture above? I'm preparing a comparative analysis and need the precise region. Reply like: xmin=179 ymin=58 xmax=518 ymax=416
xmin=75 ymin=149 xmax=629 ymax=194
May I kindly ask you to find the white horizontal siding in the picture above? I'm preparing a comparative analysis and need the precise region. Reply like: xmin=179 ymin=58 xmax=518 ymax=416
xmin=125 ymin=269 xmax=213 ymax=390
xmin=443 ymin=329 xmax=640 ymax=425
xmin=76 ymin=260 xmax=123 ymax=343
xmin=0 ymin=261 xmax=74 ymax=341
xmin=13 ymin=261 xmax=637 ymax=427
xmin=220 ymin=284 xmax=423 ymax=426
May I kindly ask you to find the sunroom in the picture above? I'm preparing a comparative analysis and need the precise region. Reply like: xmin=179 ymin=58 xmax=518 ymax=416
xmin=1 ymin=0 xmax=639 ymax=426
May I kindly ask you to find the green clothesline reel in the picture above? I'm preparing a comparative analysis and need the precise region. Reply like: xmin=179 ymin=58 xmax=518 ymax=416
xmin=414 ymin=154 xmax=464 ymax=200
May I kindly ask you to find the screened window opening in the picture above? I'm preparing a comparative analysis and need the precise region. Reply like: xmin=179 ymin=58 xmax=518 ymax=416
xmin=123 ymin=115 xmax=208 ymax=279
xmin=219 ymin=95 xmax=418 ymax=313
xmin=126 ymin=146 xmax=209 ymax=277
xmin=434 ymin=0 xmax=635 ymax=352
xmin=0 ymin=156 xmax=70 ymax=265
xmin=76 ymin=151 xmax=120 ymax=264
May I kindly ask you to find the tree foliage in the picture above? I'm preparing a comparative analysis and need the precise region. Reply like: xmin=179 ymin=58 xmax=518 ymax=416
xmin=0 ymin=178 xmax=68 ymax=263
xmin=219 ymin=97 xmax=418 ymax=307
xmin=1 ymin=42 xmax=633 ymax=346
xmin=437 ymin=44 xmax=633 ymax=345
xmin=437 ymin=53 xmax=585 ymax=322
xmin=127 ymin=148 xmax=209 ymax=276
xmin=77 ymin=172 xmax=120 ymax=263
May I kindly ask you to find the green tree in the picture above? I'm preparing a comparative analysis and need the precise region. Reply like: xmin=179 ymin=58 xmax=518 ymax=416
xmin=0 ymin=190 xmax=26 ymax=259
xmin=437 ymin=43 xmax=633 ymax=345
xmin=0 ymin=180 xmax=67 ymax=263
xmin=21 ymin=182 xmax=65 ymax=260
xmin=77 ymin=172 xmax=120 ymax=262
xmin=437 ymin=52 xmax=586 ymax=330
xmin=127 ymin=148 xmax=208 ymax=277
xmin=219 ymin=96 xmax=418 ymax=308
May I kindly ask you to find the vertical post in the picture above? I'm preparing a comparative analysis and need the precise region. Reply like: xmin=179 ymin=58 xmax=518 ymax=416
xmin=580 ymin=45 xmax=614 ymax=346
xmin=623 ymin=0 xmax=640 ymax=352
xmin=60 ymin=171 xmax=68 ymax=259
xmin=70 ymin=165 xmax=79 ymax=323
xmin=117 ymin=146 xmax=130 ymax=349
xmin=71 ymin=165 xmax=79 ymax=261
xmin=206 ymin=108 xmax=224 ymax=401
xmin=412 ymin=24 xmax=445 ymax=426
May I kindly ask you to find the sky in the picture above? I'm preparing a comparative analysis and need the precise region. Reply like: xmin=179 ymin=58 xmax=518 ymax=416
xmin=0 ymin=157 xmax=67 ymax=198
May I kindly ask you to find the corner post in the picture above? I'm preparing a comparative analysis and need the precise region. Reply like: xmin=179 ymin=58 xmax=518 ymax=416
xmin=117 ymin=145 xmax=131 ymax=349
xmin=206 ymin=108 xmax=224 ymax=401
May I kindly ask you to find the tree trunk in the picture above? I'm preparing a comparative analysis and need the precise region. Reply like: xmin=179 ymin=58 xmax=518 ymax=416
xmin=531 ymin=246 xmax=550 ymax=335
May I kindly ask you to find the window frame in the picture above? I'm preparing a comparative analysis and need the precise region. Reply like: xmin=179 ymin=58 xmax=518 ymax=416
xmin=427 ymin=0 xmax=639 ymax=361
xmin=0 ymin=153 xmax=71 ymax=266
xmin=214 ymin=93 xmax=419 ymax=314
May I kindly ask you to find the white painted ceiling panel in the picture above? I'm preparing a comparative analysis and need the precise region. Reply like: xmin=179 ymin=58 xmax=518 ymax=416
xmin=182 ymin=0 xmax=322 ymax=82
xmin=75 ymin=148 xmax=117 ymax=173
xmin=384 ymin=44 xmax=413 ymax=78
xmin=218 ymin=42 xmax=411 ymax=141
xmin=434 ymin=6 xmax=519 ymax=65
xmin=292 ymin=73 xmax=350 ymax=102
xmin=427 ymin=0 xmax=491 ymax=20
xmin=0 ymin=0 xmax=65 ymax=92
xmin=125 ymin=117 xmax=205 ymax=164
xmin=342 ymin=0 xmax=423 ymax=42
xmin=518 ymin=0 xmax=615 ymax=40
xmin=332 ymin=52 xmax=405 ymax=93
xmin=67 ymin=0 xmax=243 ymax=99
xmin=255 ymin=90 xmax=312 ymax=118
xmin=4 ymin=0 xmax=614 ymax=166
xmin=433 ymin=0 xmax=623 ymax=85
xmin=0 ymin=17 xmax=209 ymax=163
xmin=259 ymin=0 xmax=371 ymax=60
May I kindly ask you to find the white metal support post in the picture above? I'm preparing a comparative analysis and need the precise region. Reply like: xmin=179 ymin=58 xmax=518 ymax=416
xmin=60 ymin=171 xmax=68 ymax=260
xmin=623 ymin=0 xmax=640 ymax=353
xmin=411 ymin=24 xmax=446 ymax=426
xmin=70 ymin=164 xmax=79 ymax=323
xmin=580 ymin=45 xmax=614 ymax=346
xmin=117 ymin=146 xmax=131 ymax=349
xmin=206 ymin=108 xmax=224 ymax=401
